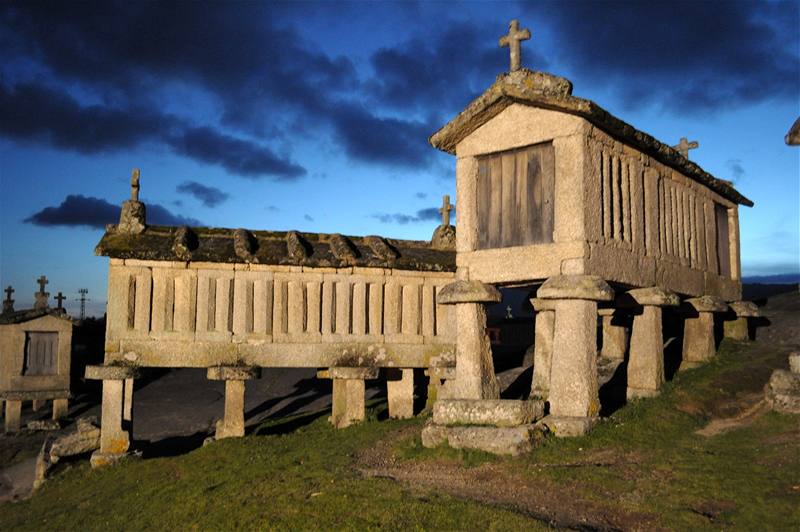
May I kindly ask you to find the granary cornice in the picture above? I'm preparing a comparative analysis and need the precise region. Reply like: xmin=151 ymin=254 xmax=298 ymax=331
xmin=94 ymin=225 xmax=456 ymax=272
xmin=430 ymin=68 xmax=753 ymax=207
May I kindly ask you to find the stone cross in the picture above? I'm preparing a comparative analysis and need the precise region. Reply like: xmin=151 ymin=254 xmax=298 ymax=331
xmin=673 ymin=137 xmax=699 ymax=159
xmin=55 ymin=292 xmax=66 ymax=310
xmin=34 ymin=275 xmax=49 ymax=310
xmin=131 ymin=168 xmax=140 ymax=202
xmin=499 ymin=19 xmax=531 ymax=72
xmin=2 ymin=286 xmax=13 ymax=314
xmin=439 ymin=195 xmax=453 ymax=226
xmin=37 ymin=275 xmax=48 ymax=293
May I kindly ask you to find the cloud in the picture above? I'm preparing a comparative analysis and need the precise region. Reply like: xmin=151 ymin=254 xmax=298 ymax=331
xmin=303 ymin=214 xmax=314 ymax=222
xmin=24 ymin=194 xmax=201 ymax=228
xmin=414 ymin=192 xmax=428 ymax=199
xmin=536 ymin=0 xmax=800 ymax=112
xmin=725 ymin=159 xmax=745 ymax=183
xmin=371 ymin=205 xmax=454 ymax=225
xmin=176 ymin=181 xmax=230 ymax=208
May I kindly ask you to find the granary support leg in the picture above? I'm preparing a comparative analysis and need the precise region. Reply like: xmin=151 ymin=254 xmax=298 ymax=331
xmin=723 ymin=301 xmax=760 ymax=341
xmin=436 ymin=280 xmax=502 ymax=400
xmin=318 ymin=367 xmax=379 ymax=429
xmin=85 ymin=364 xmax=140 ymax=467
xmin=537 ymin=276 xmax=614 ymax=437
xmin=598 ymin=309 xmax=628 ymax=362
xmin=123 ymin=378 xmax=134 ymax=422
xmin=32 ymin=400 xmax=44 ymax=412
xmin=4 ymin=400 xmax=22 ymax=433
xmin=207 ymin=366 xmax=261 ymax=439
xmin=52 ymin=398 xmax=69 ymax=420
xmin=623 ymin=287 xmax=680 ymax=399
xmin=530 ymin=298 xmax=556 ymax=400
xmin=424 ymin=367 xmax=455 ymax=409
xmin=386 ymin=368 xmax=414 ymax=419
xmin=680 ymin=296 xmax=728 ymax=370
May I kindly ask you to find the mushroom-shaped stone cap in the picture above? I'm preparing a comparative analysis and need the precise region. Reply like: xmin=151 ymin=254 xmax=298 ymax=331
xmin=207 ymin=365 xmax=261 ymax=381
xmin=729 ymin=301 xmax=760 ymax=318
xmin=537 ymin=275 xmax=614 ymax=302
xmin=438 ymin=280 xmax=501 ymax=305
xmin=85 ymin=364 xmax=140 ymax=380
xmin=625 ymin=287 xmax=680 ymax=307
xmin=686 ymin=295 xmax=728 ymax=313
xmin=529 ymin=297 xmax=556 ymax=312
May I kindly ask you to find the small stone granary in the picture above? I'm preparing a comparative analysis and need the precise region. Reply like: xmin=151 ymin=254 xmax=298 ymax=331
xmin=1 ymin=278 xmax=73 ymax=433
xmin=88 ymin=20 xmax=760 ymax=462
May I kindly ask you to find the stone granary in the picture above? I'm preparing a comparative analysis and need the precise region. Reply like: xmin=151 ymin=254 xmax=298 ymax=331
xmin=88 ymin=169 xmax=457 ymax=466
xmin=88 ymin=20 xmax=759 ymax=462
xmin=420 ymin=19 xmax=757 ymax=451
xmin=1 ymin=278 xmax=73 ymax=433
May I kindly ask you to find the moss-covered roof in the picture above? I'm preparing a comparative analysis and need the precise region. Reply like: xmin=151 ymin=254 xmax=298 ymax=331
xmin=0 ymin=308 xmax=72 ymax=325
xmin=429 ymin=69 xmax=753 ymax=207
xmin=95 ymin=225 xmax=456 ymax=272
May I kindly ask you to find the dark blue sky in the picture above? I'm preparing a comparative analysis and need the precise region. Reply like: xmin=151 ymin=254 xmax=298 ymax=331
xmin=1 ymin=0 xmax=798 ymax=316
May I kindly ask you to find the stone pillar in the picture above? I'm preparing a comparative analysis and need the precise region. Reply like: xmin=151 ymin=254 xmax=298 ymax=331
xmin=207 ymin=366 xmax=261 ymax=439
xmin=530 ymin=298 xmax=555 ymax=399
xmin=386 ymin=368 xmax=414 ymax=419
xmin=85 ymin=364 xmax=140 ymax=467
xmin=52 ymin=398 xmax=69 ymax=420
xmin=723 ymin=301 xmax=760 ymax=341
xmin=537 ymin=275 xmax=614 ymax=437
xmin=437 ymin=280 xmax=502 ymax=400
xmin=623 ymin=287 xmax=679 ymax=399
xmin=318 ymin=367 xmax=379 ymax=428
xmin=123 ymin=378 xmax=134 ymax=422
xmin=681 ymin=296 xmax=728 ymax=370
xmin=4 ymin=400 xmax=21 ymax=433
xmin=32 ymin=399 xmax=44 ymax=412
xmin=598 ymin=309 xmax=628 ymax=361
xmin=424 ymin=367 xmax=455 ymax=409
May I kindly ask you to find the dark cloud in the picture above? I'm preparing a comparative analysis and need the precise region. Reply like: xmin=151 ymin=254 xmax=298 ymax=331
xmin=371 ymin=205 xmax=454 ymax=225
xmin=24 ymin=194 xmax=201 ymax=228
xmin=176 ymin=181 xmax=230 ymax=208
xmin=414 ymin=192 xmax=428 ymax=199
xmin=536 ymin=0 xmax=800 ymax=112
xmin=303 ymin=214 xmax=314 ymax=222
xmin=725 ymin=159 xmax=745 ymax=183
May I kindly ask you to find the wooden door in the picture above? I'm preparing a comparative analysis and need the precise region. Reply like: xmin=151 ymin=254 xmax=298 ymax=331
xmin=476 ymin=142 xmax=555 ymax=249
xmin=23 ymin=332 xmax=58 ymax=376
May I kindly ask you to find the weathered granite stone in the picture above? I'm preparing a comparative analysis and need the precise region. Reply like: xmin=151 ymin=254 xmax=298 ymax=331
xmin=531 ymin=301 xmax=555 ymax=399
xmin=624 ymin=287 xmax=680 ymax=307
xmin=365 ymin=235 xmax=399 ymax=262
xmin=386 ymin=368 xmax=414 ymax=419
xmin=538 ymin=275 xmax=614 ymax=302
xmin=729 ymin=301 xmax=760 ymax=318
xmin=627 ymin=305 xmax=665 ymax=399
xmin=598 ymin=308 xmax=628 ymax=361
xmin=85 ymin=364 xmax=140 ymax=380
xmin=118 ymin=200 xmax=146 ymax=234
xmin=52 ymin=398 xmax=68 ymax=420
xmin=329 ymin=234 xmax=358 ymax=265
xmin=91 ymin=379 xmax=130 ymax=467
xmin=215 ymin=380 xmax=246 ymax=439
xmin=286 ymin=230 xmax=310 ymax=261
xmin=685 ymin=296 xmax=728 ymax=313
xmin=233 ymin=228 xmax=258 ymax=262
xmin=171 ymin=226 xmax=197 ymax=260
xmin=207 ymin=365 xmax=261 ymax=381
xmin=437 ymin=280 xmax=501 ymax=304
xmin=451 ymin=303 xmax=500 ymax=399
xmin=433 ymin=399 xmax=544 ymax=427
xmin=27 ymin=419 xmax=60 ymax=431
xmin=0 ymin=389 xmax=70 ymax=401
xmin=421 ymin=422 xmax=539 ymax=455
xmin=539 ymin=415 xmax=598 ymax=437
xmin=764 ymin=369 xmax=800 ymax=414
xmin=498 ymin=19 xmax=531 ymax=72
xmin=790 ymin=352 xmax=800 ymax=374
xmin=681 ymin=311 xmax=717 ymax=370
xmin=4 ymin=400 xmax=21 ymax=433
xmin=317 ymin=367 xmax=379 ymax=380
xmin=431 ymin=224 xmax=456 ymax=251
xmin=330 ymin=378 xmax=366 ymax=428
xmin=35 ymin=417 xmax=101 ymax=489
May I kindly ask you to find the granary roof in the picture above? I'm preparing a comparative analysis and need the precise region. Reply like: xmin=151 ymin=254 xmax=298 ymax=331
xmin=95 ymin=225 xmax=456 ymax=272
xmin=0 ymin=308 xmax=72 ymax=325
xmin=429 ymin=68 xmax=753 ymax=207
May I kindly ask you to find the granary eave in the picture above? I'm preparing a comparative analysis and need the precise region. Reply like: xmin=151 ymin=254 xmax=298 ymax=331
xmin=429 ymin=69 xmax=753 ymax=207
xmin=0 ymin=308 xmax=72 ymax=325
xmin=94 ymin=225 xmax=456 ymax=273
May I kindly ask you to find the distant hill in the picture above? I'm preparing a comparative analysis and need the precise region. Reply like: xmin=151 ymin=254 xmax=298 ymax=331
xmin=742 ymin=273 xmax=800 ymax=284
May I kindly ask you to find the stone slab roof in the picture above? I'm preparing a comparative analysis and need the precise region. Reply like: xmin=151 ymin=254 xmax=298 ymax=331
xmin=95 ymin=225 xmax=456 ymax=272
xmin=429 ymin=69 xmax=753 ymax=207
xmin=0 ymin=308 xmax=72 ymax=325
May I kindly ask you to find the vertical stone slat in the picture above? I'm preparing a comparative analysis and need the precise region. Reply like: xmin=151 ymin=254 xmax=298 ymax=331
xmin=272 ymin=278 xmax=287 ymax=335
xmin=368 ymin=281 xmax=384 ymax=335
xmin=352 ymin=282 xmax=367 ymax=335
xmin=215 ymin=277 xmax=233 ymax=333
xmin=383 ymin=281 xmax=402 ymax=335
xmin=612 ymin=154 xmax=622 ymax=240
xmin=173 ymin=272 xmax=197 ymax=333
xmin=287 ymin=279 xmax=306 ymax=334
xmin=321 ymin=279 xmax=334 ymax=335
xmin=335 ymin=280 xmax=351 ymax=335
xmin=621 ymin=157 xmax=631 ymax=243
xmin=305 ymin=280 xmax=321 ymax=335
xmin=421 ymin=284 xmax=436 ymax=337
xmin=602 ymin=150 xmax=612 ymax=238
xmin=401 ymin=283 xmax=420 ymax=336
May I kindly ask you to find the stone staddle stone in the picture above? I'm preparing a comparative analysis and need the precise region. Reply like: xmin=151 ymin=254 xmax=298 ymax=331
xmin=626 ymin=287 xmax=680 ymax=307
xmin=685 ymin=295 xmax=728 ymax=313
xmin=729 ymin=301 xmax=760 ymax=318
xmin=85 ymin=364 xmax=140 ymax=380
xmin=433 ymin=399 xmax=544 ymax=427
xmin=207 ymin=366 xmax=261 ymax=381
xmin=537 ymin=275 xmax=614 ymax=302
xmin=437 ymin=280 xmax=501 ymax=304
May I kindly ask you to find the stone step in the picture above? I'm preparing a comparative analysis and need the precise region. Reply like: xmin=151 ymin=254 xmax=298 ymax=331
xmin=432 ymin=399 xmax=544 ymax=427
xmin=421 ymin=422 xmax=540 ymax=456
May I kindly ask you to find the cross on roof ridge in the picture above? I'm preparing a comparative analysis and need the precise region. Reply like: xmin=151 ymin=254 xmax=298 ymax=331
xmin=439 ymin=195 xmax=453 ymax=226
xmin=36 ymin=275 xmax=48 ymax=293
xmin=673 ymin=137 xmax=699 ymax=159
xmin=55 ymin=292 xmax=66 ymax=309
xmin=4 ymin=286 xmax=13 ymax=301
xmin=499 ymin=19 xmax=531 ymax=72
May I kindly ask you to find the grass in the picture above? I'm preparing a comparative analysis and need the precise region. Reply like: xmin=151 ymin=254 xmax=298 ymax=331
xmin=1 ymin=339 xmax=798 ymax=530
